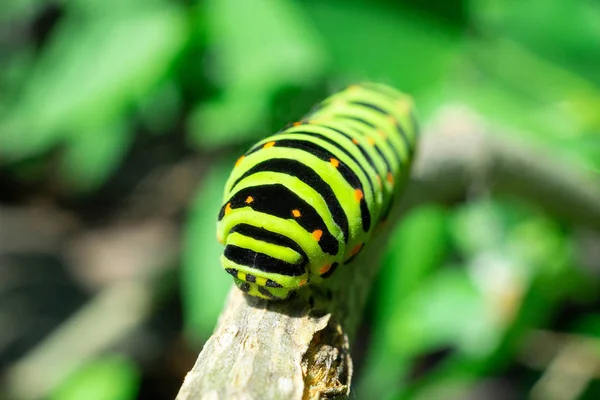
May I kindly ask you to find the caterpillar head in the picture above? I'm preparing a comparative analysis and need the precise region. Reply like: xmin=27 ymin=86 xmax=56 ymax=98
xmin=218 ymin=212 xmax=310 ymax=300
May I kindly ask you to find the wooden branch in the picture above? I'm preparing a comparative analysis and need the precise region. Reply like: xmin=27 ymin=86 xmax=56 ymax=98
xmin=177 ymin=193 xmax=405 ymax=400
xmin=176 ymin=105 xmax=600 ymax=400
xmin=415 ymin=106 xmax=600 ymax=230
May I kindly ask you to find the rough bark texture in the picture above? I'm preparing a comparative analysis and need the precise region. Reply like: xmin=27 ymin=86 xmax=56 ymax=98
xmin=176 ymin=195 xmax=405 ymax=400
xmin=176 ymin=106 xmax=600 ymax=400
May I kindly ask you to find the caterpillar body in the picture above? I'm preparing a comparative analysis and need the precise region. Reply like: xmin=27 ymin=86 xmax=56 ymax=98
xmin=217 ymin=83 xmax=418 ymax=300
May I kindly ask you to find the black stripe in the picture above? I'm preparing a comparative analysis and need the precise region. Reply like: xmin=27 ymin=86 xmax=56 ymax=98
xmin=381 ymin=193 xmax=395 ymax=221
xmin=265 ymin=279 xmax=283 ymax=288
xmin=271 ymin=139 xmax=372 ymax=232
xmin=225 ymin=268 xmax=238 ymax=278
xmin=229 ymin=223 xmax=309 ymax=262
xmin=224 ymin=245 xmax=306 ymax=276
xmin=335 ymin=114 xmax=376 ymax=128
xmin=313 ymin=123 xmax=381 ymax=180
xmin=286 ymin=129 xmax=378 ymax=196
xmin=410 ymin=111 xmax=420 ymax=139
xmin=224 ymin=184 xmax=339 ymax=255
xmin=324 ymin=119 xmax=393 ymax=175
xmin=390 ymin=120 xmax=411 ymax=166
xmin=349 ymin=100 xmax=387 ymax=114
xmin=258 ymin=286 xmax=280 ymax=299
xmin=229 ymin=158 xmax=350 ymax=244
xmin=245 ymin=144 xmax=264 ymax=157
xmin=321 ymin=262 xmax=339 ymax=278
xmin=234 ymin=278 xmax=250 ymax=293
xmin=347 ymin=101 xmax=407 ymax=168
xmin=313 ymin=121 xmax=395 ymax=207
xmin=370 ymin=137 xmax=393 ymax=175
xmin=344 ymin=247 xmax=364 ymax=264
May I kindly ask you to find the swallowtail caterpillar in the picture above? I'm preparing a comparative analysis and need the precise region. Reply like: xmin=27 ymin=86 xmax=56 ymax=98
xmin=217 ymin=83 xmax=418 ymax=300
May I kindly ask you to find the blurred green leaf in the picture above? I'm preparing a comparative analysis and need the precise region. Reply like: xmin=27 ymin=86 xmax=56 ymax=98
xmin=50 ymin=355 xmax=140 ymax=400
xmin=380 ymin=197 xmax=576 ymax=398
xmin=59 ymin=117 xmax=132 ymax=192
xmin=188 ymin=0 xmax=327 ymax=149
xmin=0 ymin=0 xmax=44 ymax=24
xmin=0 ymin=3 xmax=188 ymax=160
xmin=468 ymin=0 xmax=600 ymax=85
xmin=303 ymin=0 xmax=463 ymax=109
xmin=437 ymin=73 xmax=600 ymax=175
xmin=389 ymin=268 xmax=495 ymax=358
xmin=136 ymin=80 xmax=181 ymax=136
xmin=572 ymin=314 xmax=600 ymax=338
xmin=69 ymin=0 xmax=166 ymax=15
xmin=377 ymin=204 xmax=450 ymax=326
xmin=357 ymin=204 xmax=450 ymax=399
xmin=181 ymin=158 xmax=236 ymax=344
xmin=469 ymin=39 xmax=600 ymax=135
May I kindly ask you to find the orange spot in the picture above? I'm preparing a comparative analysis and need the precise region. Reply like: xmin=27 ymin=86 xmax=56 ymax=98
xmin=376 ymin=175 xmax=382 ymax=187
xmin=378 ymin=130 xmax=387 ymax=139
xmin=292 ymin=209 xmax=301 ymax=218
xmin=263 ymin=141 xmax=276 ymax=149
xmin=235 ymin=156 xmax=245 ymax=167
xmin=299 ymin=278 xmax=308 ymax=286
xmin=366 ymin=136 xmax=376 ymax=145
xmin=319 ymin=264 xmax=332 ymax=275
xmin=245 ymin=196 xmax=254 ymax=204
xmin=330 ymin=158 xmax=340 ymax=168
xmin=217 ymin=233 xmax=224 ymax=244
xmin=354 ymin=189 xmax=364 ymax=202
xmin=387 ymin=172 xmax=395 ymax=185
xmin=352 ymin=138 xmax=360 ymax=145
xmin=312 ymin=230 xmax=323 ymax=241
xmin=351 ymin=244 xmax=363 ymax=256
xmin=225 ymin=203 xmax=232 ymax=215
xmin=388 ymin=116 xmax=396 ymax=125
xmin=293 ymin=121 xmax=302 ymax=126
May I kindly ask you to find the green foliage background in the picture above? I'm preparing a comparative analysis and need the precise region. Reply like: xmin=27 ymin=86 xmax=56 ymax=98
xmin=1 ymin=0 xmax=599 ymax=399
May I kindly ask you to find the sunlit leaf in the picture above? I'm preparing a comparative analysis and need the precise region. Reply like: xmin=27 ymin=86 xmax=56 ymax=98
xmin=0 ymin=4 xmax=188 ymax=160
xmin=188 ymin=0 xmax=327 ymax=149
xmin=303 ymin=0 xmax=463 ymax=103
xmin=388 ymin=268 xmax=495 ymax=357
xmin=468 ymin=0 xmax=600 ymax=85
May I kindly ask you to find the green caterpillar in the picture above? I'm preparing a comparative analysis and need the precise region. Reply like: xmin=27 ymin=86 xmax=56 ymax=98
xmin=217 ymin=83 xmax=418 ymax=300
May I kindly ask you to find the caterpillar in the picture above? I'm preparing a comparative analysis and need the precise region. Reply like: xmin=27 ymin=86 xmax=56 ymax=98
xmin=217 ymin=83 xmax=418 ymax=300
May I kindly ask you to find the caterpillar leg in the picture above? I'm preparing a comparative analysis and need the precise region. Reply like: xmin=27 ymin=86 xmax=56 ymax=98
xmin=233 ymin=277 xmax=296 ymax=300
